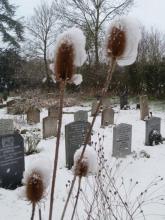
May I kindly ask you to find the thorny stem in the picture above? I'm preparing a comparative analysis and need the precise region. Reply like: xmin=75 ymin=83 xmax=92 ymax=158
xmin=49 ymin=81 xmax=65 ymax=220
xmin=71 ymin=177 xmax=82 ymax=220
xmin=31 ymin=203 xmax=36 ymax=220
xmin=61 ymin=58 xmax=116 ymax=220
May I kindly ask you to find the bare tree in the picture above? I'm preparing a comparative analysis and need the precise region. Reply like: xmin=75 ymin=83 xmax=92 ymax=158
xmin=53 ymin=0 xmax=134 ymax=67
xmin=27 ymin=1 xmax=57 ymax=83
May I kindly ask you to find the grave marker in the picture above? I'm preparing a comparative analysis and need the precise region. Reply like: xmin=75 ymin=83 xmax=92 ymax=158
xmin=0 ymin=119 xmax=14 ymax=135
xmin=27 ymin=107 xmax=40 ymax=124
xmin=43 ymin=116 xmax=57 ymax=139
xmin=74 ymin=110 xmax=88 ymax=122
xmin=65 ymin=121 xmax=91 ymax=169
xmin=48 ymin=106 xmax=59 ymax=118
xmin=145 ymin=117 xmax=161 ymax=146
xmin=140 ymin=95 xmax=149 ymax=120
xmin=112 ymin=123 xmax=132 ymax=157
xmin=0 ymin=133 xmax=24 ymax=189
xmin=101 ymin=108 xmax=114 ymax=126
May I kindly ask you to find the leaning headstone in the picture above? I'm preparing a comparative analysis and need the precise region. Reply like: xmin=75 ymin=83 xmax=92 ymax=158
xmin=43 ymin=116 xmax=57 ymax=139
xmin=0 ymin=133 xmax=24 ymax=189
xmin=65 ymin=121 xmax=91 ymax=169
xmin=140 ymin=95 xmax=149 ymax=120
xmin=0 ymin=119 xmax=14 ymax=135
xmin=48 ymin=106 xmax=59 ymax=118
xmin=74 ymin=110 xmax=88 ymax=122
xmin=91 ymin=100 xmax=99 ymax=116
xmin=112 ymin=123 xmax=132 ymax=157
xmin=101 ymin=108 xmax=114 ymax=127
xmin=120 ymin=95 xmax=128 ymax=110
xmin=145 ymin=117 xmax=161 ymax=146
xmin=27 ymin=107 xmax=40 ymax=124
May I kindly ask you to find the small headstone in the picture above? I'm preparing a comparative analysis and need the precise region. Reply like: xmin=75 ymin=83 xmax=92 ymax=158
xmin=7 ymin=100 xmax=17 ymax=114
xmin=48 ymin=106 xmax=59 ymax=118
xmin=140 ymin=95 xmax=149 ymax=120
xmin=0 ymin=119 xmax=14 ymax=135
xmin=120 ymin=95 xmax=128 ymax=110
xmin=27 ymin=107 xmax=40 ymax=124
xmin=91 ymin=100 xmax=99 ymax=116
xmin=102 ymin=98 xmax=111 ymax=109
xmin=43 ymin=116 xmax=57 ymax=139
xmin=101 ymin=108 xmax=114 ymax=126
xmin=74 ymin=110 xmax=88 ymax=122
xmin=65 ymin=121 xmax=91 ymax=169
xmin=112 ymin=123 xmax=132 ymax=157
xmin=0 ymin=133 xmax=24 ymax=189
xmin=145 ymin=117 xmax=161 ymax=146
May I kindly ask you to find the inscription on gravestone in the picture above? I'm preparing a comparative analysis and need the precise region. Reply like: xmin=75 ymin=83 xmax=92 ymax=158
xmin=43 ymin=116 xmax=57 ymax=139
xmin=0 ymin=133 xmax=24 ymax=189
xmin=145 ymin=117 xmax=161 ymax=146
xmin=74 ymin=110 xmax=88 ymax=122
xmin=112 ymin=123 xmax=132 ymax=157
xmin=0 ymin=119 xmax=14 ymax=135
xmin=101 ymin=108 xmax=114 ymax=127
xmin=65 ymin=121 xmax=91 ymax=169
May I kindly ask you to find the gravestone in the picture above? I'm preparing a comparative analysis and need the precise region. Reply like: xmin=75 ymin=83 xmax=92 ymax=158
xmin=112 ymin=123 xmax=132 ymax=157
xmin=43 ymin=116 xmax=57 ymax=139
xmin=102 ymin=98 xmax=111 ymax=109
xmin=120 ymin=95 xmax=128 ymax=109
xmin=7 ymin=99 xmax=17 ymax=114
xmin=65 ymin=121 xmax=91 ymax=169
xmin=48 ymin=105 xmax=59 ymax=118
xmin=74 ymin=110 xmax=88 ymax=122
xmin=91 ymin=100 xmax=100 ymax=116
xmin=140 ymin=95 xmax=149 ymax=120
xmin=101 ymin=108 xmax=114 ymax=126
xmin=145 ymin=117 xmax=161 ymax=146
xmin=27 ymin=107 xmax=40 ymax=124
xmin=0 ymin=133 xmax=24 ymax=189
xmin=0 ymin=119 xmax=14 ymax=136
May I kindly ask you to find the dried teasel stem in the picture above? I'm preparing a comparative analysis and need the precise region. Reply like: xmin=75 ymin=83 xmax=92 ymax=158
xmin=49 ymin=80 xmax=66 ymax=220
xmin=31 ymin=203 xmax=36 ymax=220
xmin=61 ymin=58 xmax=116 ymax=220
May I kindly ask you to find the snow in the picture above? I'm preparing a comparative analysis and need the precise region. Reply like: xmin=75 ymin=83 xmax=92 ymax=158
xmin=105 ymin=16 xmax=141 ymax=66
xmin=0 ymin=100 xmax=165 ymax=219
xmin=71 ymin=74 xmax=83 ymax=85
xmin=73 ymin=145 xmax=98 ymax=176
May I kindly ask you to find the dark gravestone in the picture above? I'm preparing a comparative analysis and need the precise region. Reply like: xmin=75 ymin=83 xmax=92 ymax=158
xmin=0 ymin=119 xmax=14 ymax=135
xmin=101 ymin=108 xmax=114 ymax=127
xmin=48 ymin=106 xmax=59 ymax=118
xmin=112 ymin=123 xmax=132 ymax=157
xmin=43 ymin=116 xmax=57 ymax=139
xmin=0 ymin=133 xmax=24 ymax=189
xmin=65 ymin=121 xmax=91 ymax=169
xmin=27 ymin=107 xmax=40 ymax=124
xmin=74 ymin=110 xmax=88 ymax=122
xmin=120 ymin=95 xmax=128 ymax=110
xmin=145 ymin=117 xmax=161 ymax=146
xmin=140 ymin=95 xmax=149 ymax=120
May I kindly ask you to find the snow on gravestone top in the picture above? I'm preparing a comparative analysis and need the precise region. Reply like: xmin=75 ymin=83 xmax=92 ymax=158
xmin=145 ymin=117 xmax=161 ymax=146
xmin=0 ymin=133 xmax=24 ymax=189
xmin=0 ymin=119 xmax=14 ymax=136
xmin=74 ymin=110 xmax=88 ymax=122
xmin=112 ymin=123 xmax=132 ymax=157
xmin=65 ymin=121 xmax=91 ymax=169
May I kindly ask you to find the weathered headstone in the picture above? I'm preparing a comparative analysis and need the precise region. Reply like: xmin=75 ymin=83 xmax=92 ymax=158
xmin=112 ymin=123 xmax=132 ymax=157
xmin=74 ymin=110 xmax=88 ymax=122
xmin=48 ymin=106 xmax=59 ymax=118
xmin=0 ymin=133 xmax=24 ymax=189
xmin=43 ymin=116 xmax=57 ymax=139
xmin=101 ymin=108 xmax=114 ymax=126
xmin=120 ymin=95 xmax=128 ymax=110
xmin=91 ymin=100 xmax=100 ymax=116
xmin=140 ymin=95 xmax=149 ymax=120
xmin=145 ymin=117 xmax=161 ymax=146
xmin=7 ymin=99 xmax=17 ymax=114
xmin=65 ymin=121 xmax=91 ymax=169
xmin=27 ymin=107 xmax=40 ymax=124
xmin=102 ymin=98 xmax=111 ymax=109
xmin=0 ymin=119 xmax=14 ymax=135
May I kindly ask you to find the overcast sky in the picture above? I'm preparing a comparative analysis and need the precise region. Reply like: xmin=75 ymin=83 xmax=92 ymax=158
xmin=10 ymin=0 xmax=165 ymax=33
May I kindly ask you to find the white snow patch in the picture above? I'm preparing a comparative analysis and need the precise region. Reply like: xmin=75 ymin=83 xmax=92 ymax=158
xmin=71 ymin=74 xmax=83 ymax=85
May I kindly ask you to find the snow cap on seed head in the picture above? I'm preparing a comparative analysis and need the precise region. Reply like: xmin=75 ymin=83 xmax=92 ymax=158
xmin=105 ymin=16 xmax=141 ymax=66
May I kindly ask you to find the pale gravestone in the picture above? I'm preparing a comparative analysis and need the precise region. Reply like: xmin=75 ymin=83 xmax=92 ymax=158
xmin=43 ymin=116 xmax=57 ymax=139
xmin=145 ymin=117 xmax=161 ymax=146
xmin=112 ymin=123 xmax=132 ymax=157
xmin=101 ymin=108 xmax=114 ymax=127
xmin=91 ymin=100 xmax=99 ymax=116
xmin=0 ymin=119 xmax=14 ymax=135
xmin=140 ymin=95 xmax=149 ymax=120
xmin=74 ymin=110 xmax=88 ymax=122
xmin=27 ymin=107 xmax=40 ymax=124
xmin=102 ymin=98 xmax=111 ymax=109
xmin=65 ymin=121 xmax=91 ymax=169
xmin=48 ymin=106 xmax=59 ymax=118
xmin=0 ymin=133 xmax=24 ymax=189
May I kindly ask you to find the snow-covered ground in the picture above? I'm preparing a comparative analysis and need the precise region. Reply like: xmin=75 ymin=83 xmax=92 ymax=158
xmin=0 ymin=100 xmax=165 ymax=220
